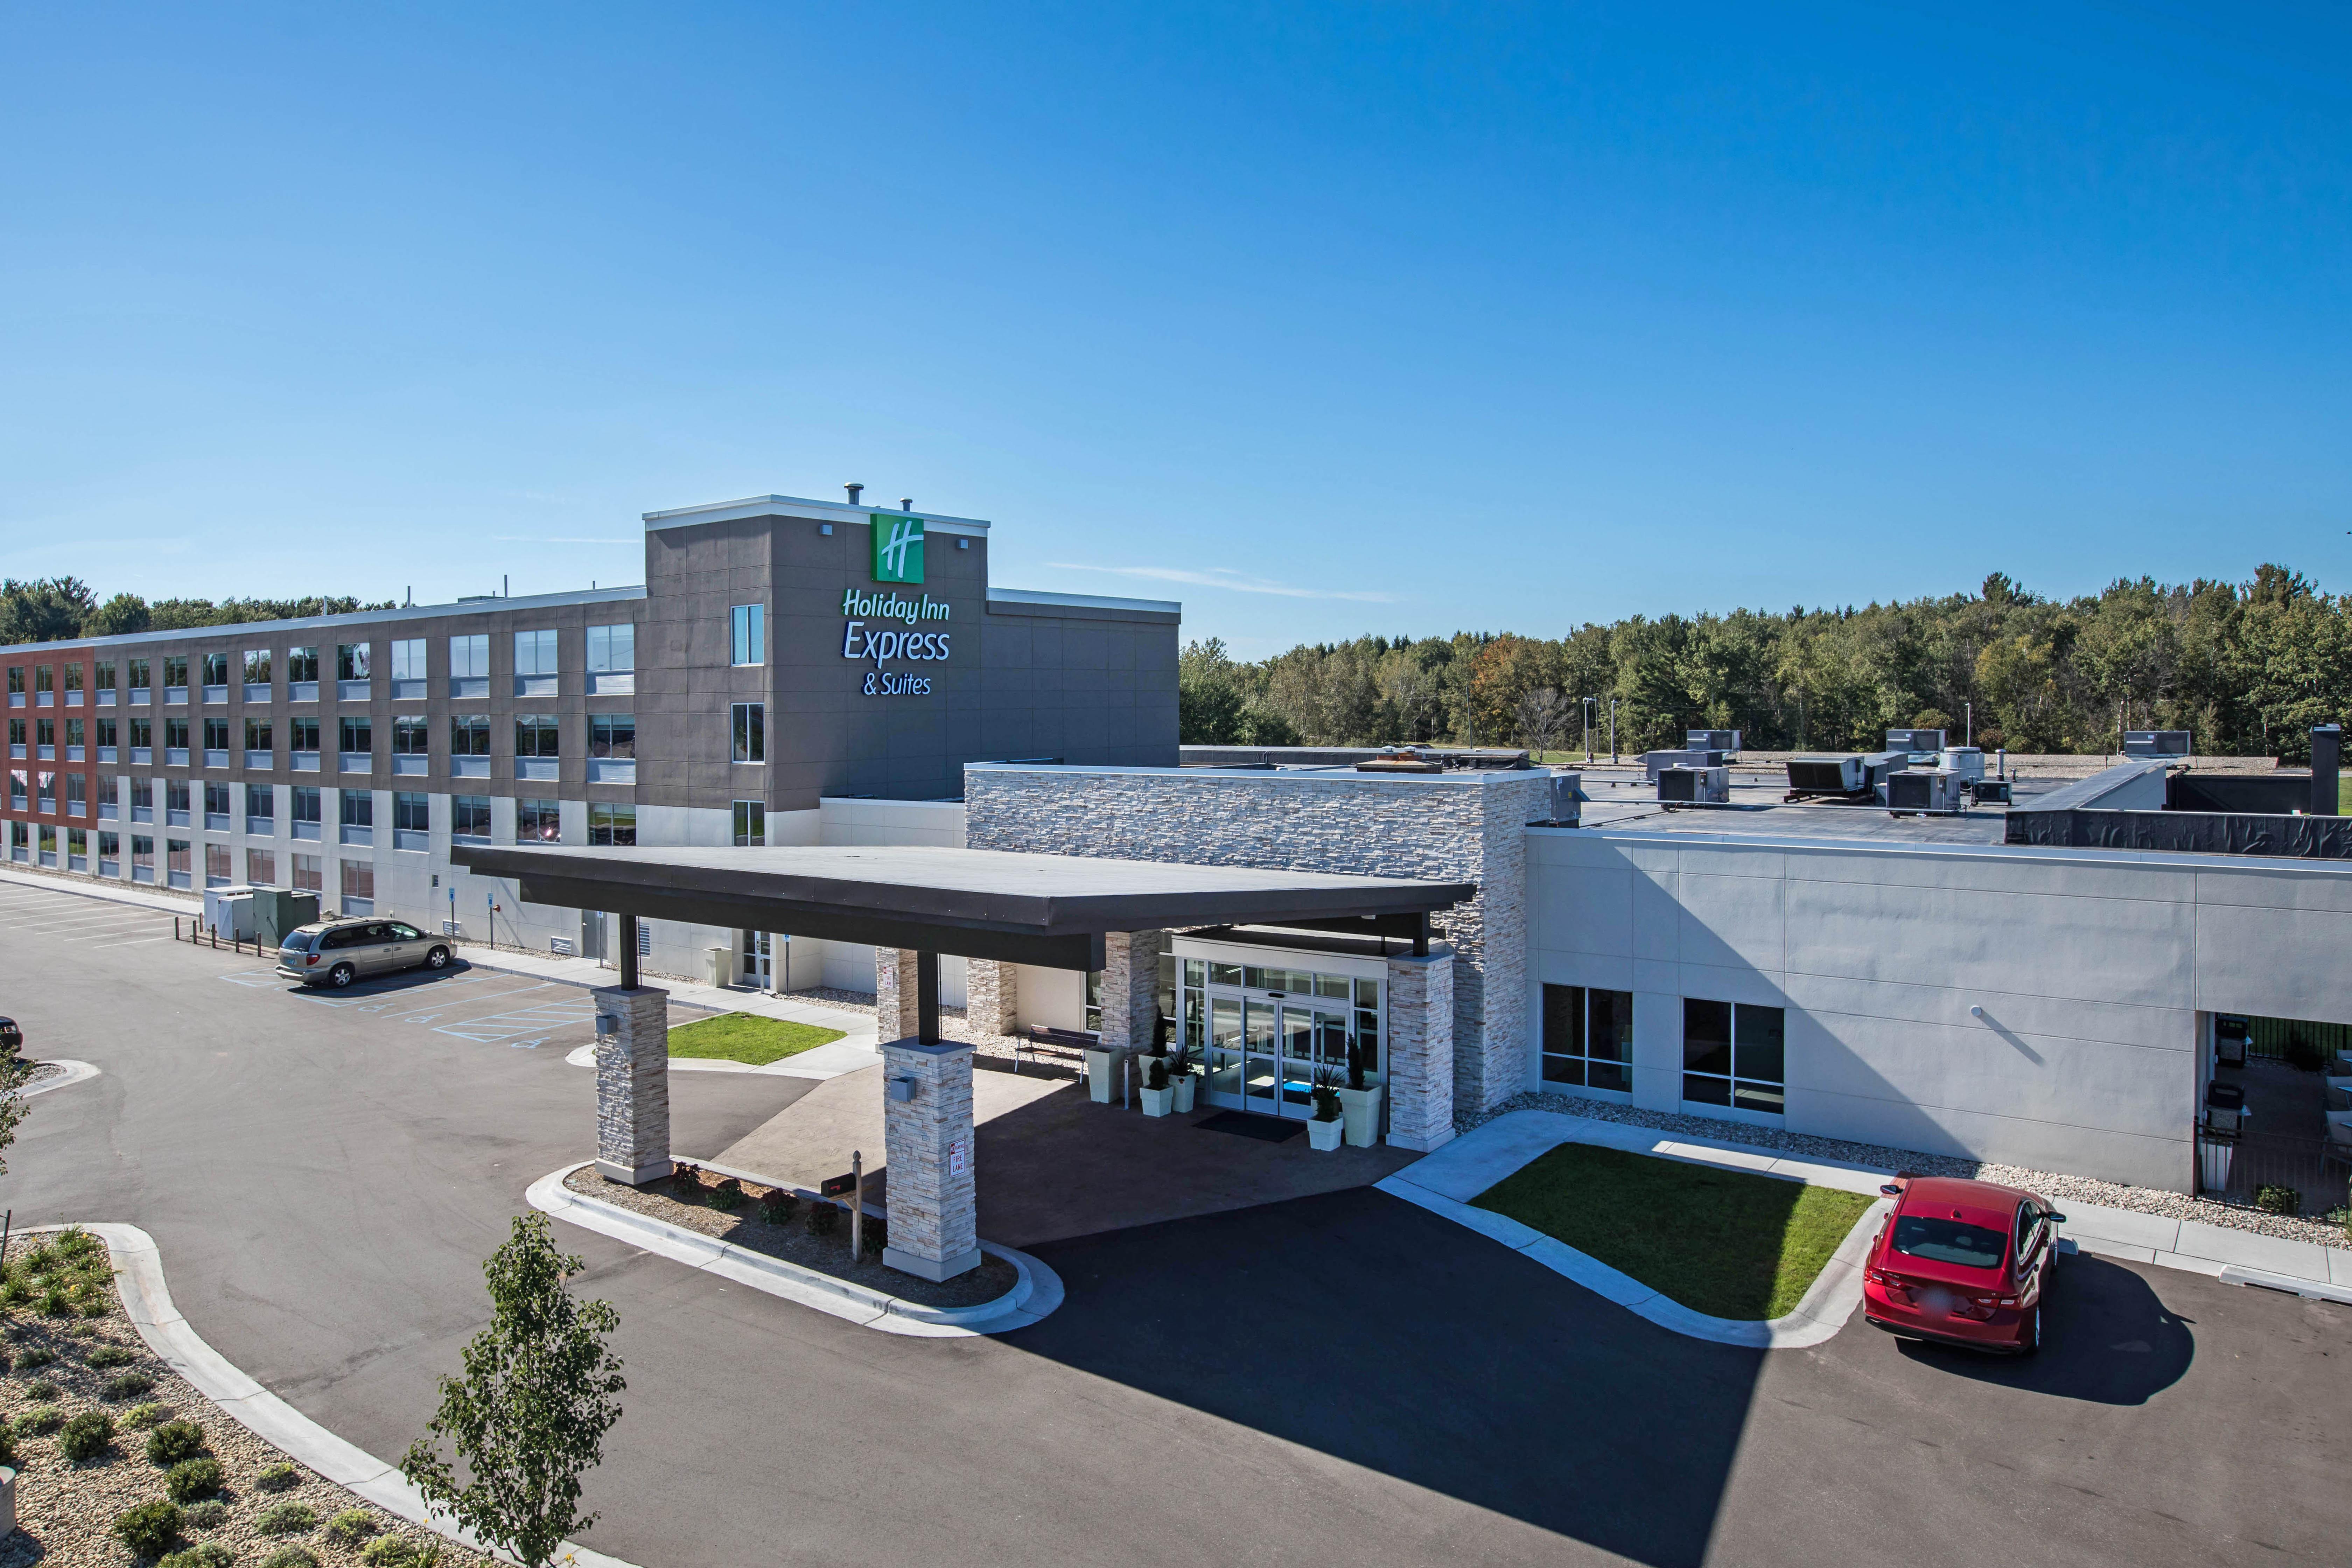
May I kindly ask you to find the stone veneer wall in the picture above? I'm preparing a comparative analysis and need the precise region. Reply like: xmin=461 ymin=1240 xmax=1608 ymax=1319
xmin=964 ymin=766 xmax=1549 ymax=1115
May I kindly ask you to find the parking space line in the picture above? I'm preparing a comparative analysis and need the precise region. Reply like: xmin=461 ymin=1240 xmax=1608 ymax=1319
xmin=90 ymin=936 xmax=173 ymax=949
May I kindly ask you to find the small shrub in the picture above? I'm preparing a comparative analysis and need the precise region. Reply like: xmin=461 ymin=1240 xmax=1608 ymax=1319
xmin=262 ymin=1549 xmax=323 ymax=1568
xmin=107 ymin=1371 xmax=158 ymax=1401
xmin=113 ymin=1499 xmax=186 ymax=1559
xmin=257 ymin=1501 xmax=318 ymax=1535
xmin=0 ymin=1427 xmax=17 ymax=1468
xmin=758 ymin=1190 xmax=799 ymax=1225
xmin=26 ymin=1378 xmax=59 ymax=1400
xmin=862 ymin=1215 xmax=888 ymax=1256
xmin=22 ymin=1244 xmax=55 ymax=1273
xmin=324 ymin=1508 xmax=380 ymax=1545
xmin=58 ymin=1408 xmax=116 ymax=1461
xmin=0 ymin=1348 xmax=11 ymax=1372
xmin=709 ymin=1177 xmax=744 ymax=1212
xmin=254 ymin=1460 xmax=303 ymax=1492
xmin=54 ymin=1228 xmax=100 ymax=1261
xmin=806 ymin=1200 xmax=841 ymax=1237
xmin=362 ymin=1534 xmax=439 ymax=1566
xmin=146 ymin=1419 xmax=207 ymax=1465
xmin=123 ymin=1401 xmax=170 ymax=1430
xmin=37 ymin=1286 xmax=70 ymax=1317
xmin=0 ymin=1278 xmax=27 ymax=1307
xmin=14 ymin=1406 xmax=62 ymax=1436
xmin=166 ymin=1455 xmax=225 ymax=1503
xmin=158 ymin=1546 xmax=236 ymax=1568
xmin=86 ymin=1343 xmax=136 ymax=1368
xmin=182 ymin=1499 xmax=231 ymax=1529
xmin=2254 ymin=1183 xmax=2302 ymax=1216
xmin=14 ymin=1345 xmax=55 ymax=1369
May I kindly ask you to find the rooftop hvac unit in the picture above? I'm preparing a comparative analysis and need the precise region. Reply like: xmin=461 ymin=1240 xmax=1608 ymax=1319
xmin=1643 ymin=747 xmax=1726 ymax=782
xmin=2123 ymin=730 xmax=2192 ymax=758
xmin=1886 ymin=768 xmax=1966 ymax=815
xmin=1685 ymin=729 xmax=1742 ymax=754
xmin=1785 ymin=755 xmax=1866 ymax=797
xmin=1886 ymin=728 xmax=1946 ymax=756
xmin=1658 ymin=765 xmax=1730 ymax=804
xmin=1533 ymin=771 xmax=1587 ymax=826
xmin=1968 ymin=777 xmax=2011 ymax=805
xmin=1937 ymin=746 xmax=1986 ymax=782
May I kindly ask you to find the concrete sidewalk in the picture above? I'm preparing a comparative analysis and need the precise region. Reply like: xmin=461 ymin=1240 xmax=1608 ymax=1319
xmin=1405 ymin=1109 xmax=2352 ymax=1304
xmin=0 ymin=864 xmax=198 ymax=914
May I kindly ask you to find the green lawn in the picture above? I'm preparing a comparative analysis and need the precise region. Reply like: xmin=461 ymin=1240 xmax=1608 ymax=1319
xmin=667 ymin=1012 xmax=847 ymax=1066
xmin=1472 ymin=1142 xmax=1874 ymax=1320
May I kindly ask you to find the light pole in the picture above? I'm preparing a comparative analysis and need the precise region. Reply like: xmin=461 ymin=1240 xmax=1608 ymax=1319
xmin=1608 ymin=698 xmax=1619 ymax=763
xmin=1583 ymin=697 xmax=1595 ymax=764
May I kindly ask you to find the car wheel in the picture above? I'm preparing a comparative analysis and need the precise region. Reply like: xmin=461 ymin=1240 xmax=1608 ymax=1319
xmin=2019 ymin=1303 xmax=2043 ymax=1357
xmin=328 ymin=962 xmax=357 ymax=989
xmin=425 ymin=945 xmax=451 ymax=970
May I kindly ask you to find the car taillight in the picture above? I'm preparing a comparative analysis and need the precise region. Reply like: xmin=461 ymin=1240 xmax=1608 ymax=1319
xmin=1953 ymin=1293 xmax=2014 ymax=1321
xmin=304 ymin=953 xmax=319 ymax=966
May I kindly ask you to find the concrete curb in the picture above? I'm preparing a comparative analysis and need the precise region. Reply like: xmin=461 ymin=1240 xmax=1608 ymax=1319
xmin=56 ymin=1222 xmax=637 ymax=1568
xmin=527 ymin=1162 xmax=1063 ymax=1337
xmin=24 ymin=1059 xmax=100 ymax=1097
xmin=1376 ymin=1171 xmax=1888 ymax=1349
xmin=2217 ymin=1264 xmax=2352 ymax=1304
xmin=561 ymin=1040 xmax=884 ymax=1082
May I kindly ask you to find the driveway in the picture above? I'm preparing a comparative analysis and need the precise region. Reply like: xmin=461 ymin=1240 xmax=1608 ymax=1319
xmin=1 ymin=878 xmax=2346 ymax=1568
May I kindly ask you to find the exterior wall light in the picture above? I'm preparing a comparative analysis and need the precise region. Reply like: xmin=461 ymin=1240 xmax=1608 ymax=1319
xmin=888 ymin=1074 xmax=918 ymax=1102
xmin=1969 ymin=1005 xmax=1985 ymax=1020
xmin=596 ymin=1014 xmax=619 ymax=1037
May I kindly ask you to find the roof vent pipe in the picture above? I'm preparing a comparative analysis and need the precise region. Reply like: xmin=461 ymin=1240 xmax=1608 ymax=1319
xmin=900 ymin=498 xmax=913 ymax=511
xmin=845 ymin=483 xmax=864 ymax=506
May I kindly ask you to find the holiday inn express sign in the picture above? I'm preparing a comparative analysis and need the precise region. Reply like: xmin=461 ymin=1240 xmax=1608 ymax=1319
xmin=845 ymin=513 xmax=951 ymax=695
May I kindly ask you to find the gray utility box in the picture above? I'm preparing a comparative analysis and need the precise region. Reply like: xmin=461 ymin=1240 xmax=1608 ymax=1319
xmin=201 ymin=885 xmax=257 ymax=941
xmin=1886 ymin=728 xmax=1947 ymax=757
xmin=250 ymin=889 xmax=322 ymax=948
xmin=1685 ymin=729 xmax=1742 ymax=754
xmin=1786 ymin=755 xmax=1865 ymax=794
xmin=1886 ymin=769 xmax=1967 ymax=814
xmin=2123 ymin=730 xmax=2192 ymax=758
xmin=1658 ymin=765 xmax=1730 ymax=804
xmin=1533 ymin=771 xmax=1586 ymax=826
xmin=1643 ymin=748 xmax=1727 ymax=783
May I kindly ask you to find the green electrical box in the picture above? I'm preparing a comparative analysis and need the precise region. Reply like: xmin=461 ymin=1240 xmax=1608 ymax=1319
xmin=251 ymin=890 xmax=321 ymax=948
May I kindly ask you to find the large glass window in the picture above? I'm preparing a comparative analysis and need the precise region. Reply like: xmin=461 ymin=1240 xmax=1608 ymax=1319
xmin=243 ymin=649 xmax=271 ymax=684
xmin=733 ymin=800 xmax=765 ymax=846
xmin=95 ymin=661 xmax=115 ymax=692
xmin=287 ymin=646 xmax=318 ymax=683
xmin=515 ymin=714 xmax=560 ymax=758
xmin=166 ymin=838 xmax=192 ymax=887
xmin=205 ymin=842 xmax=233 ymax=887
xmin=337 ymin=643 xmax=370 ymax=681
xmin=291 ymin=853 xmax=322 ymax=893
xmin=289 ymin=716 xmax=320 ymax=752
xmin=587 ymin=624 xmax=635 ymax=672
xmin=203 ymin=781 xmax=231 ymax=821
xmin=730 ymin=604 xmax=764 ymax=666
xmin=339 ymin=791 xmax=373 ymax=828
xmin=291 ymin=786 xmax=321 ymax=826
xmin=589 ymin=713 xmax=634 ymax=759
xmin=392 ymin=716 xmax=430 ymax=755
xmin=132 ymin=835 xmax=155 ymax=880
xmin=731 ymin=702 xmax=764 ymax=763
xmin=201 ymin=652 xmax=229 ymax=687
xmin=517 ymin=798 xmax=562 ymax=842
xmin=203 ymin=717 xmax=230 ymax=751
xmin=164 ymin=717 xmax=189 ymax=750
xmin=514 ymin=629 xmax=559 ymax=677
xmin=588 ymin=803 xmax=637 ymax=846
xmin=449 ymin=634 xmax=489 ymax=678
xmin=452 ymin=795 xmax=493 ymax=841
xmin=390 ymin=639 xmax=426 ymax=680
xmin=63 ymin=663 xmax=82 ymax=695
xmin=246 ymin=848 xmax=276 ymax=886
xmin=393 ymin=792 xmax=431 ymax=833
xmin=339 ymin=716 xmax=372 ymax=755
xmin=1682 ymin=999 xmax=1786 ymax=1115
xmin=450 ymin=715 xmax=491 ymax=756
xmin=245 ymin=717 xmax=273 ymax=751
xmin=341 ymin=859 xmax=374 ymax=907
xmin=163 ymin=655 xmax=188 ymax=692
xmin=245 ymin=784 xmax=274 ymax=822
xmin=128 ymin=657 xmax=149 ymax=692
xmin=34 ymin=664 xmax=52 ymax=694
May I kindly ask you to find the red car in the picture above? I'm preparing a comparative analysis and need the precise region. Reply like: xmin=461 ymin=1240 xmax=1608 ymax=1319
xmin=1862 ymin=1175 xmax=2065 ymax=1355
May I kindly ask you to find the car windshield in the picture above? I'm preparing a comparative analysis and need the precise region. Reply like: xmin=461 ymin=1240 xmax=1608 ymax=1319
xmin=1893 ymin=1216 xmax=2008 ymax=1270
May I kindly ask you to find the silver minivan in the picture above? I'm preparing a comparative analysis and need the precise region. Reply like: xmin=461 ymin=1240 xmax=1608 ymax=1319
xmin=276 ymin=918 xmax=453 ymax=988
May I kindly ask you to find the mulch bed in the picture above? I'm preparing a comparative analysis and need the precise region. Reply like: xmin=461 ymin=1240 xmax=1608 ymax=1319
xmin=0 ymin=1230 xmax=495 ymax=1568
xmin=563 ymin=1164 xmax=1020 ymax=1311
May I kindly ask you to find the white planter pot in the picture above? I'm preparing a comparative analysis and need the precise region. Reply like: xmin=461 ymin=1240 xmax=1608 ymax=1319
xmin=1171 ymin=1072 xmax=1198 ymax=1113
xmin=1084 ymin=1049 xmax=1118 ymax=1104
xmin=1307 ymin=1116 xmax=1345 ymax=1152
xmin=1336 ymin=1084 xmax=1383 ymax=1148
xmin=1141 ymin=1085 xmax=1176 ymax=1118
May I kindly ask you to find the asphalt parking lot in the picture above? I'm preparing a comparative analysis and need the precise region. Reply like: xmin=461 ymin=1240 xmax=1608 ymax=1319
xmin=1 ymin=875 xmax=2347 ymax=1568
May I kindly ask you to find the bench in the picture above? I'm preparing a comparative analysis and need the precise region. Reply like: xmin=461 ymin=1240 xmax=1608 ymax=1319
xmin=1015 ymin=1024 xmax=1100 ymax=1076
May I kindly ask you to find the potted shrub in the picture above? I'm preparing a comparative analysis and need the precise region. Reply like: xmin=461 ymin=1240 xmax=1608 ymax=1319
xmin=1168 ymin=1043 xmax=1198 ymax=1113
xmin=1335 ymin=1038 xmax=1382 ymax=1148
xmin=1307 ymin=1069 xmax=1345 ymax=1152
xmin=1140 ymin=1055 xmax=1176 ymax=1118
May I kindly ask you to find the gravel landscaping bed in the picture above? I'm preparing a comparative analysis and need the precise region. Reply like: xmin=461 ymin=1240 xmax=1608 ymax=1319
xmin=1464 ymin=1090 xmax=2352 ymax=1252
xmin=21 ymin=1063 xmax=67 ymax=1089
xmin=0 ymin=1230 xmax=491 ymax=1568
xmin=563 ymin=1165 xmax=1021 ymax=1309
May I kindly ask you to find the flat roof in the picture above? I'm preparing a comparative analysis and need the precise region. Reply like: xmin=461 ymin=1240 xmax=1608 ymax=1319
xmin=0 ymin=584 xmax=649 ymax=659
xmin=449 ymin=843 xmax=1473 ymax=969
xmin=642 ymin=493 xmax=993 ymax=537
xmin=1572 ymin=769 xmax=2078 ymax=846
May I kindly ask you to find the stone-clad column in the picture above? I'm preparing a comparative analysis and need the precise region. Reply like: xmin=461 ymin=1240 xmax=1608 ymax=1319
xmin=1383 ymin=950 xmax=1455 ymax=1152
xmin=874 ymin=947 xmax=920 ymax=1039
xmin=968 ymin=960 xmax=1020 ymax=1037
xmin=1096 ymin=930 xmax=1168 ymax=1056
xmin=593 ymin=984 xmax=673 ymax=1184
xmin=881 ymin=1038 xmax=980 ymax=1281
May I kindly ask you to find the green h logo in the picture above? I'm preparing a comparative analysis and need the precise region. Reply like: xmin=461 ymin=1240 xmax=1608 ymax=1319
xmin=871 ymin=514 xmax=924 ymax=584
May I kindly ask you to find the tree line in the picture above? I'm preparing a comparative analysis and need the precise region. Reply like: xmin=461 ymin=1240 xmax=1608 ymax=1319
xmin=0 ymin=575 xmax=394 ymax=646
xmin=1181 ymin=566 xmax=2352 ymax=762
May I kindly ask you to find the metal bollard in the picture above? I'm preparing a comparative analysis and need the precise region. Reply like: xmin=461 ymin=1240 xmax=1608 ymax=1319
xmin=850 ymin=1150 xmax=863 ymax=1259
xmin=174 ymin=917 xmax=180 ymax=941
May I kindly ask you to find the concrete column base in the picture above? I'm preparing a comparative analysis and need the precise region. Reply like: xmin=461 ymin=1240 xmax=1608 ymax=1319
xmin=1383 ymin=948 xmax=1456 ymax=1152
xmin=593 ymin=984 xmax=672 ymax=1185
xmin=881 ymin=1036 xmax=979 ymax=1281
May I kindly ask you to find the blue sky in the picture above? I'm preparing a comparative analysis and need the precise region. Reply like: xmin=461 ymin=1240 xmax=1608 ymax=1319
xmin=4 ymin=3 xmax=2347 ymax=655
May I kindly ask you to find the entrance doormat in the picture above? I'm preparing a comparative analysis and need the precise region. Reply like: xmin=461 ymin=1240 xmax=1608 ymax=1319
xmin=1195 ymin=1111 xmax=1303 ymax=1144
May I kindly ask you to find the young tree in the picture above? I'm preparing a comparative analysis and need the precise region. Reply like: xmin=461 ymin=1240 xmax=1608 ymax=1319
xmin=402 ymin=1215 xmax=625 ymax=1568
xmin=0 ymin=1032 xmax=36 ymax=1175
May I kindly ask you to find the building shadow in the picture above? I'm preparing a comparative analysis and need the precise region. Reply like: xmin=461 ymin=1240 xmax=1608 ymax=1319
xmin=1009 ymin=1186 xmax=1767 ymax=1568
xmin=1890 ymin=1249 xmax=2194 ymax=1405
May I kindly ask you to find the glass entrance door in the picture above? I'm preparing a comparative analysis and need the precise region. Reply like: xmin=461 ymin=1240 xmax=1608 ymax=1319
xmin=1208 ymin=991 xmax=1353 ymax=1119
xmin=741 ymin=930 xmax=773 ymax=989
